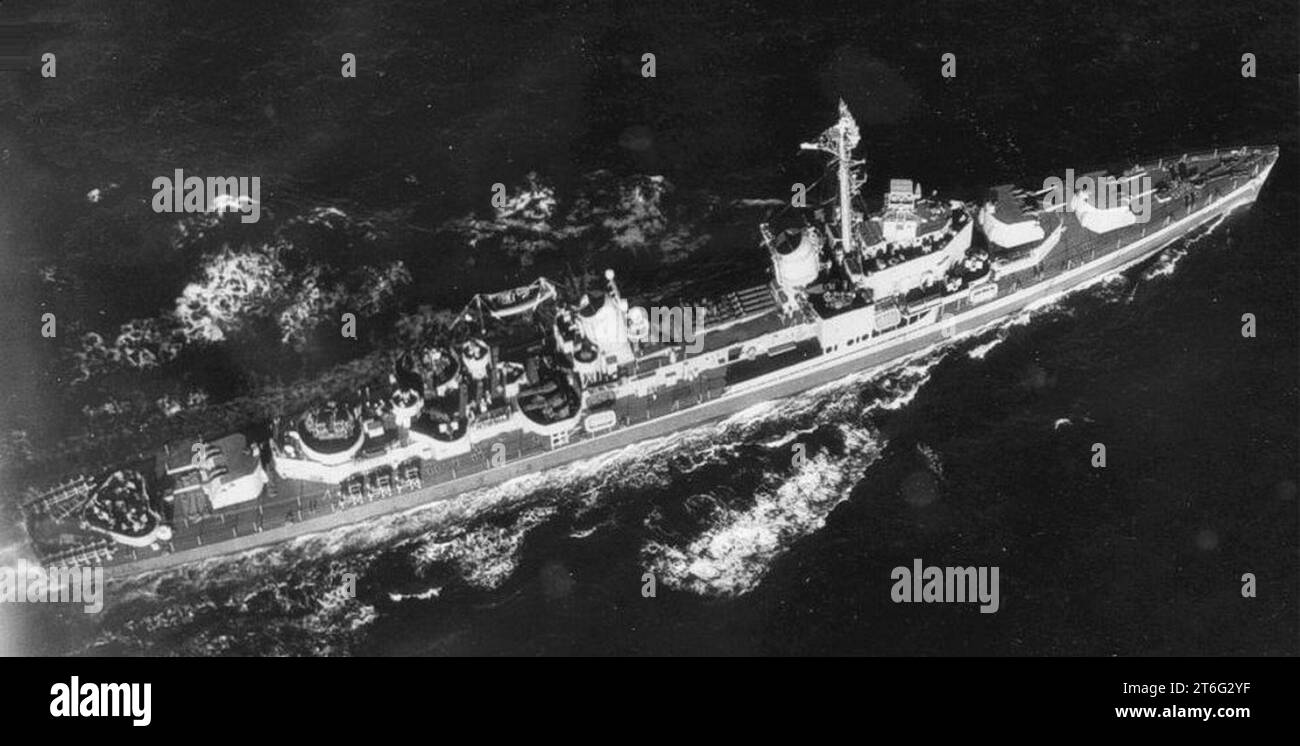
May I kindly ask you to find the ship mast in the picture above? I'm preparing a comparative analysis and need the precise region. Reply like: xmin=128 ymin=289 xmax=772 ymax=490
xmin=801 ymin=99 xmax=863 ymax=257
xmin=835 ymin=108 xmax=856 ymax=257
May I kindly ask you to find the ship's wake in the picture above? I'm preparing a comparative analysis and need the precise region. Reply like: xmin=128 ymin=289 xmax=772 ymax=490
xmin=1142 ymin=212 xmax=1230 ymax=281
xmin=639 ymin=361 xmax=936 ymax=598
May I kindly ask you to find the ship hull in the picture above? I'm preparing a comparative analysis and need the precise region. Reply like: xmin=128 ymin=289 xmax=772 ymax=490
xmin=101 ymin=157 xmax=1274 ymax=579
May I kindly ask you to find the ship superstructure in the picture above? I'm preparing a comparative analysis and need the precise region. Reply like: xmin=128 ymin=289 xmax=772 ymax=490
xmin=18 ymin=103 xmax=1279 ymax=574
xmin=767 ymin=101 xmax=983 ymax=356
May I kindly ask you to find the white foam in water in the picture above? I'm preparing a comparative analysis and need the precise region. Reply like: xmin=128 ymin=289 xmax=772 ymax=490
xmin=1143 ymin=244 xmax=1189 ymax=280
xmin=389 ymin=586 xmax=442 ymax=602
xmin=77 ymin=550 xmax=384 ymax=655
xmin=410 ymin=505 xmax=557 ymax=590
xmin=643 ymin=422 xmax=881 ymax=597
xmin=641 ymin=364 xmax=940 ymax=598
xmin=1144 ymin=212 xmax=1229 ymax=280
xmin=719 ymin=398 xmax=787 ymax=429
xmin=760 ymin=425 xmax=819 ymax=449
xmin=957 ymin=242 xmax=1161 ymax=364
xmin=869 ymin=363 xmax=935 ymax=412
xmin=730 ymin=198 xmax=787 ymax=208
xmin=967 ymin=338 xmax=1003 ymax=360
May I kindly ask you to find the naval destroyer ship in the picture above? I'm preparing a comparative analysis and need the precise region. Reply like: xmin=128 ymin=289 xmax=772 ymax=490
xmin=18 ymin=102 xmax=1279 ymax=577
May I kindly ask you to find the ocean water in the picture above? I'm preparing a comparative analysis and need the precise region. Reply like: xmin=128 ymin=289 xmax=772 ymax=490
xmin=0 ymin=0 xmax=1296 ymax=655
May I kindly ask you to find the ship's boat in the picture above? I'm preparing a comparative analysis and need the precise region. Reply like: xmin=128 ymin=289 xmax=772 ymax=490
xmin=583 ymin=409 xmax=618 ymax=434
xmin=480 ymin=279 xmax=556 ymax=318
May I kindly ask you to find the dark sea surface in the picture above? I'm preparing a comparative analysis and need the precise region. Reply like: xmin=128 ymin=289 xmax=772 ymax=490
xmin=0 ymin=0 xmax=1296 ymax=655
